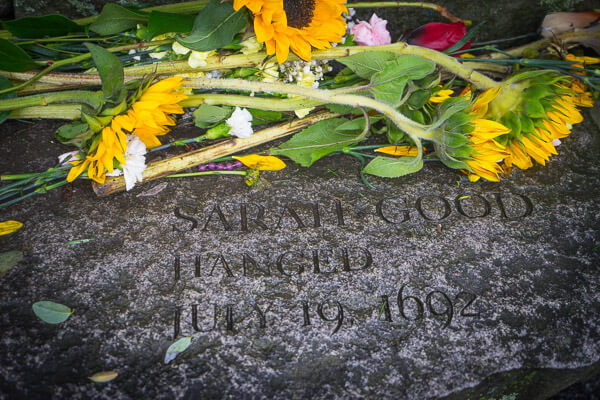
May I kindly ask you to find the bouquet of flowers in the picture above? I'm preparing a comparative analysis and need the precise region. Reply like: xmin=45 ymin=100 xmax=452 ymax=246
xmin=0 ymin=0 xmax=598 ymax=211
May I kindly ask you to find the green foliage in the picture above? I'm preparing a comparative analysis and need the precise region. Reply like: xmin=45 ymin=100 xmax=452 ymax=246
xmin=0 ymin=76 xmax=16 ymax=125
xmin=193 ymin=104 xmax=233 ymax=128
xmin=0 ymin=250 xmax=23 ymax=277
xmin=2 ymin=15 xmax=81 ymax=38
xmin=55 ymin=122 xmax=93 ymax=148
xmin=32 ymin=301 xmax=73 ymax=324
xmin=249 ymin=109 xmax=286 ymax=125
xmin=176 ymin=0 xmax=248 ymax=52
xmin=271 ymin=118 xmax=369 ymax=167
xmin=363 ymin=155 xmax=423 ymax=178
xmin=0 ymin=38 xmax=40 ymax=72
xmin=90 ymin=4 xmax=148 ymax=35
xmin=165 ymin=336 xmax=193 ymax=364
xmin=84 ymin=43 xmax=124 ymax=102
xmin=338 ymin=51 xmax=397 ymax=79
xmin=146 ymin=11 xmax=195 ymax=40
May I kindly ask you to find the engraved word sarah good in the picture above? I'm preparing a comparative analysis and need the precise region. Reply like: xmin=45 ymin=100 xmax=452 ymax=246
xmin=172 ymin=192 xmax=534 ymax=232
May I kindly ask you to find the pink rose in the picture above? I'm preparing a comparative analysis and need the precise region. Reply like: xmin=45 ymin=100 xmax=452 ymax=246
xmin=350 ymin=14 xmax=392 ymax=46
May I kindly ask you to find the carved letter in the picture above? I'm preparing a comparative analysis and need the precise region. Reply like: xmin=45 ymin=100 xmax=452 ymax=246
xmin=276 ymin=251 xmax=306 ymax=276
xmin=377 ymin=197 xmax=410 ymax=224
xmin=455 ymin=194 xmax=491 ymax=218
xmin=173 ymin=204 xmax=198 ymax=232
xmin=240 ymin=203 xmax=268 ymax=232
xmin=493 ymin=192 xmax=534 ymax=220
xmin=416 ymin=195 xmax=451 ymax=221
xmin=202 ymin=204 xmax=233 ymax=231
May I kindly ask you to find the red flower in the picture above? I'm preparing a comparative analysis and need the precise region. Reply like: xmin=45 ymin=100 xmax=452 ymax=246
xmin=405 ymin=22 xmax=471 ymax=52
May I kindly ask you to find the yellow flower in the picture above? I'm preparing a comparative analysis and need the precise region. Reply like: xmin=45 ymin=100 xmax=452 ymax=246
xmin=470 ymin=86 xmax=501 ymax=118
xmin=0 ymin=220 xmax=23 ymax=236
xmin=375 ymin=145 xmax=421 ymax=157
xmin=127 ymin=77 xmax=188 ymax=148
xmin=67 ymin=125 xmax=127 ymax=184
xmin=566 ymin=53 xmax=600 ymax=74
xmin=66 ymin=77 xmax=187 ymax=183
xmin=234 ymin=0 xmax=348 ymax=63
xmin=233 ymin=154 xmax=286 ymax=170
xmin=464 ymin=119 xmax=510 ymax=182
xmin=429 ymin=88 xmax=454 ymax=104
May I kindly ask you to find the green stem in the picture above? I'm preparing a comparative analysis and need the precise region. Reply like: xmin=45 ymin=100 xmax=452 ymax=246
xmin=1 ymin=173 xmax=40 ymax=180
xmin=179 ymin=94 xmax=323 ymax=111
xmin=0 ymin=90 xmax=100 ymax=111
xmin=0 ymin=39 xmax=173 ymax=96
xmin=185 ymin=77 xmax=429 ymax=152
xmin=168 ymin=171 xmax=247 ymax=178
xmin=347 ymin=2 xmax=462 ymax=22
xmin=9 ymin=104 xmax=83 ymax=120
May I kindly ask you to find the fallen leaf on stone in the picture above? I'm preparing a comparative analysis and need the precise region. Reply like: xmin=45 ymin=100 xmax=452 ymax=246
xmin=164 ymin=336 xmax=193 ymax=364
xmin=32 ymin=301 xmax=73 ymax=324
xmin=0 ymin=250 xmax=23 ymax=277
xmin=89 ymin=371 xmax=118 ymax=383
xmin=136 ymin=182 xmax=169 ymax=197
xmin=0 ymin=221 xmax=23 ymax=236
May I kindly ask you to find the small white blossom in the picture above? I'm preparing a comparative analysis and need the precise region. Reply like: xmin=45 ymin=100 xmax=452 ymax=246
xmin=226 ymin=107 xmax=253 ymax=138
xmin=553 ymin=139 xmax=562 ymax=146
xmin=107 ymin=135 xmax=147 ymax=191
xmin=188 ymin=50 xmax=216 ymax=69
xmin=172 ymin=41 xmax=191 ymax=55
xmin=128 ymin=49 xmax=141 ymax=61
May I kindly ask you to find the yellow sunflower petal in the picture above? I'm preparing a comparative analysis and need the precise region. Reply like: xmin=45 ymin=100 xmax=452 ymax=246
xmin=375 ymin=145 xmax=421 ymax=157
xmin=66 ymin=159 xmax=91 ymax=182
xmin=0 ymin=220 xmax=23 ymax=236
xmin=233 ymin=154 xmax=286 ymax=170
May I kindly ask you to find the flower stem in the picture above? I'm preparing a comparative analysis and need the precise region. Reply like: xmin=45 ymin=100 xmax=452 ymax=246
xmin=8 ymin=104 xmax=83 ymax=120
xmin=0 ymin=39 xmax=173 ymax=96
xmin=347 ymin=2 xmax=462 ymax=23
xmin=92 ymin=110 xmax=340 ymax=196
xmin=168 ymin=171 xmax=246 ymax=178
xmin=0 ymin=90 xmax=101 ymax=112
xmin=179 ymin=94 xmax=323 ymax=111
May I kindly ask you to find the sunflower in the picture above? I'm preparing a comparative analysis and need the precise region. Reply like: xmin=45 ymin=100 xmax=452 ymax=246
xmin=463 ymin=119 xmax=510 ymax=182
xmin=66 ymin=77 xmax=187 ymax=184
xmin=466 ymin=72 xmax=593 ymax=175
xmin=234 ymin=0 xmax=348 ymax=63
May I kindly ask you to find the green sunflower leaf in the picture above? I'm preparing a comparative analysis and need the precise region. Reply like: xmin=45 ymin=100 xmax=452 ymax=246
xmin=363 ymin=155 xmax=423 ymax=178
xmin=3 ymin=15 xmax=82 ymax=38
xmin=84 ymin=43 xmax=124 ymax=102
xmin=0 ymin=38 xmax=41 ymax=72
xmin=193 ymin=104 xmax=233 ymax=128
xmin=90 ymin=4 xmax=148 ymax=35
xmin=338 ymin=51 xmax=397 ymax=79
xmin=146 ymin=11 xmax=195 ymax=40
xmin=270 ymin=118 xmax=366 ymax=167
xmin=176 ymin=0 xmax=248 ymax=52
xmin=0 ymin=76 xmax=17 ymax=125
xmin=369 ymin=57 xmax=435 ymax=106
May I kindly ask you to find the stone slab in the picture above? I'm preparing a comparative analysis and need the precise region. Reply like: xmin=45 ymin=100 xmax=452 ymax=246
xmin=0 ymin=110 xmax=599 ymax=399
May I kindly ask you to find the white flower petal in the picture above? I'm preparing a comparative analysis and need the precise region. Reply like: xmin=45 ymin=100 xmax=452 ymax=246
xmin=226 ymin=107 xmax=254 ymax=138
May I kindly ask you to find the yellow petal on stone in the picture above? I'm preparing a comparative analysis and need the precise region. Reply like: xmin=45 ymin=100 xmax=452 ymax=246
xmin=233 ymin=154 xmax=286 ymax=171
xmin=375 ymin=146 xmax=421 ymax=157
xmin=89 ymin=371 xmax=118 ymax=383
xmin=0 ymin=220 xmax=23 ymax=236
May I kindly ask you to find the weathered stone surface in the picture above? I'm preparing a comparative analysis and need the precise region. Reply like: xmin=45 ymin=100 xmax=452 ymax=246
xmin=0 ymin=105 xmax=599 ymax=398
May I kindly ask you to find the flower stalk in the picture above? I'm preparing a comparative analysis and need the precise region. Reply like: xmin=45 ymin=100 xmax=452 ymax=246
xmin=92 ymin=110 xmax=340 ymax=196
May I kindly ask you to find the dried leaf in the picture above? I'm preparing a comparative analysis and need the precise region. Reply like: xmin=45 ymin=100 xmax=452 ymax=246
xmin=89 ymin=371 xmax=118 ymax=383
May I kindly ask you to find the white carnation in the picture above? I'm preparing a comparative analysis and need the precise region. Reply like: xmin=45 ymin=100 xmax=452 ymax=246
xmin=226 ymin=107 xmax=253 ymax=138
xmin=107 ymin=135 xmax=147 ymax=191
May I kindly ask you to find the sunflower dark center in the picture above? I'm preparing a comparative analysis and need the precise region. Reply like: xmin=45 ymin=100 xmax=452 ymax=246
xmin=283 ymin=0 xmax=315 ymax=29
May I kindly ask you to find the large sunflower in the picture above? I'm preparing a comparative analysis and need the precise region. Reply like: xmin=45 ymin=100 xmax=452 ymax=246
xmin=234 ymin=0 xmax=348 ymax=63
